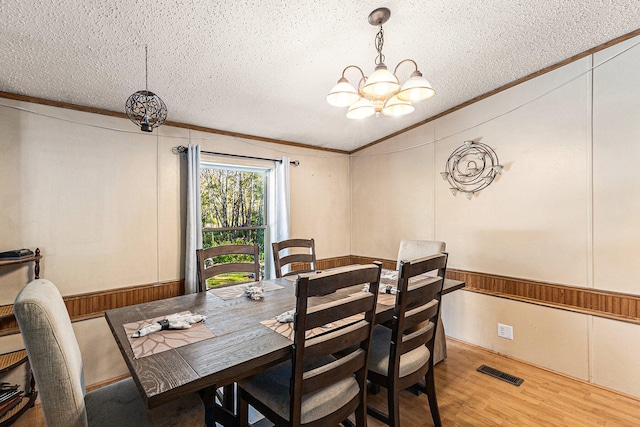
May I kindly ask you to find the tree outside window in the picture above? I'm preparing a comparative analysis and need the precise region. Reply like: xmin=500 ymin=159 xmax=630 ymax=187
xmin=200 ymin=165 xmax=268 ymax=288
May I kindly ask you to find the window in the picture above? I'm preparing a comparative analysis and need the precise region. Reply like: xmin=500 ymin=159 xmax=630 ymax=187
xmin=200 ymin=163 xmax=270 ymax=287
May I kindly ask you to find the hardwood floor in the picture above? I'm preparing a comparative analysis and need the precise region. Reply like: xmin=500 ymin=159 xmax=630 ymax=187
xmin=367 ymin=339 xmax=640 ymax=426
xmin=11 ymin=338 xmax=640 ymax=426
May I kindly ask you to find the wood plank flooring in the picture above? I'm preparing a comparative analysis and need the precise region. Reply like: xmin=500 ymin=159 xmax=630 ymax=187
xmin=11 ymin=338 xmax=640 ymax=426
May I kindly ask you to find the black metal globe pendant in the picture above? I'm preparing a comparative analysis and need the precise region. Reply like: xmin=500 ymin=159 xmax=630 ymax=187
xmin=125 ymin=46 xmax=167 ymax=132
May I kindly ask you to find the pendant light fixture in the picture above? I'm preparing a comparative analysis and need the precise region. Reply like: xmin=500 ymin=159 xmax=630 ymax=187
xmin=125 ymin=46 xmax=167 ymax=132
xmin=326 ymin=7 xmax=435 ymax=119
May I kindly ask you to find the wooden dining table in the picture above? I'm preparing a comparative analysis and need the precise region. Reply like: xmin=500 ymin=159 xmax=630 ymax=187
xmin=104 ymin=272 xmax=464 ymax=425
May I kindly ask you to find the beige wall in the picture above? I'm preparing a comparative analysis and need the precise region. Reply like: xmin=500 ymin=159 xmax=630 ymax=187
xmin=350 ymin=36 xmax=640 ymax=397
xmin=0 ymin=100 xmax=351 ymax=385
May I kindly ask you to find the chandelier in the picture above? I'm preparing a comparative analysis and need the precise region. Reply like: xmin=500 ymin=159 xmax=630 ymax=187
xmin=326 ymin=7 xmax=435 ymax=119
xmin=125 ymin=46 xmax=167 ymax=132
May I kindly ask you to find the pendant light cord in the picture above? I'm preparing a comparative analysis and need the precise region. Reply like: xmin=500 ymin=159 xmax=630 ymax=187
xmin=145 ymin=45 xmax=148 ymax=92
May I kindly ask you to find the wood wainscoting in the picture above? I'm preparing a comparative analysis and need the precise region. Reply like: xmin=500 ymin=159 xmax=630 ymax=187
xmin=3 ymin=255 xmax=640 ymax=337
xmin=348 ymin=255 xmax=640 ymax=325
xmin=0 ymin=280 xmax=184 ymax=336
xmin=446 ymin=269 xmax=640 ymax=324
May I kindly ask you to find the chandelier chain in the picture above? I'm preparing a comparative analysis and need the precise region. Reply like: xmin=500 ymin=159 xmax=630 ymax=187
xmin=374 ymin=26 xmax=385 ymax=65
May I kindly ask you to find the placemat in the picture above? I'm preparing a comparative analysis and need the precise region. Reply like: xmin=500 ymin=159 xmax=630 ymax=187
xmin=261 ymin=314 xmax=364 ymax=340
xmin=123 ymin=311 xmax=215 ymax=359
xmin=208 ymin=281 xmax=284 ymax=300
xmin=377 ymin=292 xmax=396 ymax=306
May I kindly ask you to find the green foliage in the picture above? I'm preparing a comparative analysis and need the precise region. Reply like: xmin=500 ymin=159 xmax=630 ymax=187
xmin=200 ymin=166 xmax=268 ymax=282
xmin=205 ymin=272 xmax=255 ymax=289
xmin=200 ymin=168 xmax=265 ymax=229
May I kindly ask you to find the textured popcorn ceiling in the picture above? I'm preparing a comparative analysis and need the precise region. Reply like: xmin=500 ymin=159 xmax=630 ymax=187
xmin=1 ymin=1 xmax=639 ymax=151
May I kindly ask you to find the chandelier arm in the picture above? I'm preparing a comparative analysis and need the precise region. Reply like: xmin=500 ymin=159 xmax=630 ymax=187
xmin=393 ymin=59 xmax=418 ymax=76
xmin=341 ymin=65 xmax=366 ymax=80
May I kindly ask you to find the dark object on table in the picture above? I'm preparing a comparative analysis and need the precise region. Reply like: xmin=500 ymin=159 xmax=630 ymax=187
xmin=0 ymin=249 xmax=34 ymax=260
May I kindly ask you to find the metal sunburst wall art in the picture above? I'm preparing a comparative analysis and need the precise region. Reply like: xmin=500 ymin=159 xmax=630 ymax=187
xmin=440 ymin=140 xmax=503 ymax=200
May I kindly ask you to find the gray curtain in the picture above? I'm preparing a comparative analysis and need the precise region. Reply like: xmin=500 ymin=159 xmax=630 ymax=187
xmin=185 ymin=144 xmax=202 ymax=294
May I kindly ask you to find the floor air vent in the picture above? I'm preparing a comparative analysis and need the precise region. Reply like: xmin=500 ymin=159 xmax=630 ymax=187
xmin=477 ymin=365 xmax=524 ymax=386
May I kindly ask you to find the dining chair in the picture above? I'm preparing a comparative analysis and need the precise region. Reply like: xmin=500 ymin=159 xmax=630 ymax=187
xmin=237 ymin=263 xmax=382 ymax=427
xmin=396 ymin=240 xmax=445 ymax=271
xmin=272 ymin=238 xmax=316 ymax=278
xmin=196 ymin=244 xmax=261 ymax=292
xmin=396 ymin=240 xmax=448 ymax=364
xmin=367 ymin=253 xmax=448 ymax=427
xmin=13 ymin=279 xmax=205 ymax=427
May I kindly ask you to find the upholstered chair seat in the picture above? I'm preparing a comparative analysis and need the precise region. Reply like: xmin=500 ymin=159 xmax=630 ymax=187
xmin=368 ymin=325 xmax=431 ymax=379
xmin=238 ymin=356 xmax=359 ymax=425
xmin=14 ymin=279 xmax=205 ymax=427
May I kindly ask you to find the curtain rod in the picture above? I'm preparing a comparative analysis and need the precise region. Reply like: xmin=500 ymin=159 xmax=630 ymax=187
xmin=172 ymin=145 xmax=300 ymax=166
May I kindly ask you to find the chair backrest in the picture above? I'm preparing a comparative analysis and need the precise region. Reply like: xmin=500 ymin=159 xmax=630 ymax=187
xmin=390 ymin=253 xmax=448 ymax=382
xmin=272 ymin=238 xmax=316 ymax=278
xmin=196 ymin=244 xmax=261 ymax=292
xmin=14 ymin=279 xmax=88 ymax=427
xmin=396 ymin=240 xmax=446 ymax=272
xmin=290 ymin=263 xmax=381 ymax=425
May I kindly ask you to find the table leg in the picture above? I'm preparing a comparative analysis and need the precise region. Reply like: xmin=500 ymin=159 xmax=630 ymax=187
xmin=433 ymin=312 xmax=447 ymax=364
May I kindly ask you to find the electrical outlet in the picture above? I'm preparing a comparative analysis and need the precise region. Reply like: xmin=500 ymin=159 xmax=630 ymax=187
xmin=497 ymin=323 xmax=514 ymax=340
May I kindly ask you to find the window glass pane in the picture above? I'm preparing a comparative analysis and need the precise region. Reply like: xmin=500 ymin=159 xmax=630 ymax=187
xmin=200 ymin=164 xmax=269 ymax=287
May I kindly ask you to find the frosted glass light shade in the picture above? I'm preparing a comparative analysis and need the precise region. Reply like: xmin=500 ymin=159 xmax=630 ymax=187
xmin=361 ymin=64 xmax=400 ymax=98
xmin=397 ymin=74 xmax=435 ymax=102
xmin=382 ymin=95 xmax=415 ymax=117
xmin=326 ymin=78 xmax=361 ymax=107
xmin=346 ymin=98 xmax=375 ymax=119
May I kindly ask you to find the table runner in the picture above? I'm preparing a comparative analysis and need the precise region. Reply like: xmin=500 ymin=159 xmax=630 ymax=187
xmin=123 ymin=311 xmax=215 ymax=359
xmin=208 ymin=281 xmax=284 ymax=300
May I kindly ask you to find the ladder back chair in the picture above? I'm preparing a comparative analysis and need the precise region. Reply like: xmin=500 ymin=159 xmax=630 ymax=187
xmin=367 ymin=253 xmax=448 ymax=427
xmin=272 ymin=238 xmax=316 ymax=278
xmin=238 ymin=263 xmax=382 ymax=427
xmin=196 ymin=244 xmax=261 ymax=292
xmin=396 ymin=240 xmax=448 ymax=364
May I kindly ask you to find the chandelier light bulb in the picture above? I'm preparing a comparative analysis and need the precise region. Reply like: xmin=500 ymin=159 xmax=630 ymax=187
xmin=361 ymin=64 xmax=400 ymax=98
xmin=326 ymin=78 xmax=361 ymax=107
xmin=346 ymin=98 xmax=376 ymax=119
xmin=382 ymin=95 xmax=415 ymax=117
xmin=397 ymin=71 xmax=435 ymax=102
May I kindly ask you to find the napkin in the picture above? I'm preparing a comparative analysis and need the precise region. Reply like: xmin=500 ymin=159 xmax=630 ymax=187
xmin=276 ymin=309 xmax=295 ymax=323
xmin=274 ymin=309 xmax=332 ymax=328
xmin=245 ymin=284 xmax=265 ymax=300
xmin=363 ymin=283 xmax=398 ymax=294
xmin=132 ymin=312 xmax=207 ymax=338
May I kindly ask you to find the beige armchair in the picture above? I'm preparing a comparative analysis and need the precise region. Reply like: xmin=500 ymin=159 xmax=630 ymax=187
xmin=14 ymin=279 xmax=205 ymax=427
